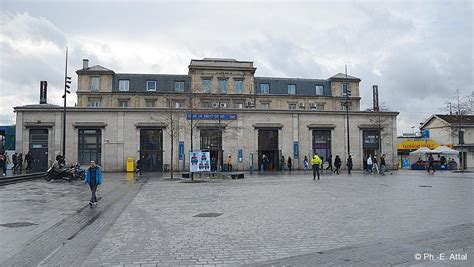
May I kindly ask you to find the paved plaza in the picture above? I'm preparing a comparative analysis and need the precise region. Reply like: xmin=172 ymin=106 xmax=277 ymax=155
xmin=1 ymin=170 xmax=473 ymax=266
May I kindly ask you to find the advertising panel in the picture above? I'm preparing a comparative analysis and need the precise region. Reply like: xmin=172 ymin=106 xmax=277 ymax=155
xmin=189 ymin=151 xmax=211 ymax=173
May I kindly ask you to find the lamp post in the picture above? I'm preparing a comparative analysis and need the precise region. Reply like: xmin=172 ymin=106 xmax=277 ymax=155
xmin=344 ymin=66 xmax=351 ymax=158
xmin=62 ymin=47 xmax=71 ymax=158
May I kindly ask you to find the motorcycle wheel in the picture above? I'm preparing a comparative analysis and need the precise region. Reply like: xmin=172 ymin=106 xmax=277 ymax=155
xmin=44 ymin=173 xmax=53 ymax=181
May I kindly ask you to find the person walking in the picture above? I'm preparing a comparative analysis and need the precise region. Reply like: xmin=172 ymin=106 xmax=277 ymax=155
xmin=210 ymin=157 xmax=216 ymax=176
xmin=17 ymin=153 xmax=23 ymax=173
xmin=0 ymin=151 xmax=6 ymax=176
xmin=260 ymin=154 xmax=267 ymax=173
xmin=84 ymin=160 xmax=103 ymax=207
xmin=280 ymin=156 xmax=285 ymax=173
xmin=366 ymin=155 xmax=373 ymax=174
xmin=136 ymin=158 xmax=142 ymax=176
xmin=380 ymin=154 xmax=387 ymax=175
xmin=287 ymin=156 xmax=292 ymax=174
xmin=372 ymin=155 xmax=379 ymax=174
xmin=347 ymin=155 xmax=353 ymax=175
xmin=12 ymin=152 xmax=18 ymax=173
xmin=25 ymin=151 xmax=33 ymax=171
xmin=325 ymin=155 xmax=333 ymax=173
xmin=427 ymin=154 xmax=435 ymax=174
xmin=310 ymin=154 xmax=322 ymax=180
xmin=226 ymin=155 xmax=233 ymax=172
xmin=334 ymin=155 xmax=341 ymax=175
xmin=303 ymin=156 xmax=309 ymax=172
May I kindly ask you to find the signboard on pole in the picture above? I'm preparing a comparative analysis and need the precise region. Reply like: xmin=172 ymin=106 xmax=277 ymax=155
xmin=189 ymin=151 xmax=211 ymax=172
xmin=179 ymin=141 xmax=184 ymax=160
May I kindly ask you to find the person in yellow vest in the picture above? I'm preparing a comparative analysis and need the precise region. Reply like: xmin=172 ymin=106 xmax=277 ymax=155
xmin=310 ymin=153 xmax=323 ymax=180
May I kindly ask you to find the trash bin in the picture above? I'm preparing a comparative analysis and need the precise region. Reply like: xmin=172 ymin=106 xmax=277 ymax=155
xmin=126 ymin=157 xmax=134 ymax=172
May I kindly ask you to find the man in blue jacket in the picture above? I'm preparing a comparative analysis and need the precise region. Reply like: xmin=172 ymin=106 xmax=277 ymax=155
xmin=84 ymin=160 xmax=102 ymax=206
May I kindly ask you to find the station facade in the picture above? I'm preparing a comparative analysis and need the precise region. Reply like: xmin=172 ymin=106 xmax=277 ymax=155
xmin=14 ymin=58 xmax=398 ymax=172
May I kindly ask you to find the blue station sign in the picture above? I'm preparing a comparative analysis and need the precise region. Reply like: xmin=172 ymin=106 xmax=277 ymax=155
xmin=186 ymin=113 xmax=237 ymax=120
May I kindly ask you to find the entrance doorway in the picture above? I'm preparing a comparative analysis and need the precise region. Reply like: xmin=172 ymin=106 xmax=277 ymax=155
xmin=312 ymin=130 xmax=331 ymax=164
xmin=258 ymin=129 xmax=280 ymax=171
xmin=362 ymin=130 xmax=380 ymax=170
xmin=29 ymin=129 xmax=48 ymax=172
xmin=200 ymin=129 xmax=223 ymax=168
xmin=140 ymin=129 xmax=163 ymax=172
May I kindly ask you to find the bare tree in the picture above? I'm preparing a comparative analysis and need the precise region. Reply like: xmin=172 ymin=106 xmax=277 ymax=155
xmin=150 ymin=97 xmax=181 ymax=179
xmin=367 ymin=104 xmax=393 ymax=158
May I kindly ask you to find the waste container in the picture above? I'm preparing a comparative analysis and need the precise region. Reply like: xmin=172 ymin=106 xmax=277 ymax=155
xmin=126 ymin=157 xmax=134 ymax=172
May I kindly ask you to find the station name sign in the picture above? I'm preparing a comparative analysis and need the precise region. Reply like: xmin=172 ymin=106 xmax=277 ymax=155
xmin=186 ymin=113 xmax=237 ymax=120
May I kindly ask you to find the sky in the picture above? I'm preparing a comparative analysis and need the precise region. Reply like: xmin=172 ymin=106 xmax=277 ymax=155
xmin=0 ymin=0 xmax=472 ymax=134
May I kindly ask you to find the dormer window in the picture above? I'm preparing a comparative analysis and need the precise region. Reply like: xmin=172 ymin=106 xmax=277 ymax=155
xmin=315 ymin=85 xmax=324 ymax=96
xmin=119 ymin=80 xmax=129 ymax=91
xmin=174 ymin=81 xmax=185 ymax=92
xmin=147 ymin=81 xmax=156 ymax=91
xmin=260 ymin=83 xmax=269 ymax=94
xmin=287 ymin=84 xmax=296 ymax=95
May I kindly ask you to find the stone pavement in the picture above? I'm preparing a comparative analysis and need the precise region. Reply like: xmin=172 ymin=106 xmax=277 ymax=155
xmin=0 ymin=172 xmax=148 ymax=266
xmin=252 ymin=223 xmax=474 ymax=266
xmin=81 ymin=170 xmax=473 ymax=266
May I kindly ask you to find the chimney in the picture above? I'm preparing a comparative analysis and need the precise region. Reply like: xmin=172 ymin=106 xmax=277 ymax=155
xmin=83 ymin=59 xmax=89 ymax=69
xmin=372 ymin=85 xmax=379 ymax=111
xmin=40 ymin=81 xmax=47 ymax=104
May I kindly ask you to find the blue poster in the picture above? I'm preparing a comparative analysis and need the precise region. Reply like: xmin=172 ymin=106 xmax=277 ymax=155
xmin=294 ymin=141 xmax=299 ymax=159
xmin=179 ymin=142 xmax=184 ymax=160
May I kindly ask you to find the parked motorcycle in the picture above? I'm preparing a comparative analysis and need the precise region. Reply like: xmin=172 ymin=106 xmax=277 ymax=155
xmin=45 ymin=161 xmax=84 ymax=181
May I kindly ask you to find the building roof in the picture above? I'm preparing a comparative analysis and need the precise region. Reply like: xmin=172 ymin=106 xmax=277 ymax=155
xmin=112 ymin=73 xmax=191 ymax=92
xmin=437 ymin=114 xmax=474 ymax=125
xmin=420 ymin=114 xmax=474 ymax=129
xmin=76 ymin=65 xmax=115 ymax=75
xmin=254 ymin=76 xmax=332 ymax=96
xmin=14 ymin=104 xmax=62 ymax=109
xmin=329 ymin=73 xmax=361 ymax=81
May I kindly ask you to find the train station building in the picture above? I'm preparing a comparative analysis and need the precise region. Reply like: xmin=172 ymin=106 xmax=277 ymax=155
xmin=14 ymin=58 xmax=398 ymax=172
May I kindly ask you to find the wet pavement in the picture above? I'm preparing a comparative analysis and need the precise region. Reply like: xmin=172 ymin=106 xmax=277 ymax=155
xmin=1 ymin=170 xmax=473 ymax=266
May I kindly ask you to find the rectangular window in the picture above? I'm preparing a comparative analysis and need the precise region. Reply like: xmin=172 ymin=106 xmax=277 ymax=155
xmin=315 ymin=85 xmax=324 ymax=96
xmin=288 ymin=84 xmax=296 ymax=95
xmin=78 ymin=129 xmax=101 ymax=165
xmin=288 ymin=103 xmax=297 ymax=110
xmin=260 ymin=83 xmax=269 ymax=94
xmin=147 ymin=81 xmax=156 ymax=91
xmin=175 ymin=102 xmax=181 ymax=108
xmin=174 ymin=81 xmax=185 ymax=92
xmin=234 ymin=80 xmax=243 ymax=94
xmin=261 ymin=103 xmax=269 ymax=109
xmin=119 ymin=80 xmax=129 ymax=91
xmin=88 ymin=98 xmax=101 ymax=107
xmin=118 ymin=100 xmax=129 ymax=107
xmin=202 ymin=101 xmax=212 ymax=108
xmin=342 ymin=83 xmax=349 ymax=96
xmin=218 ymin=80 xmax=227 ymax=94
xmin=90 ymin=76 xmax=100 ymax=91
xmin=316 ymin=103 xmax=325 ymax=111
xmin=145 ymin=100 xmax=156 ymax=107
xmin=202 ymin=79 xmax=211 ymax=93
xmin=234 ymin=102 xmax=244 ymax=109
